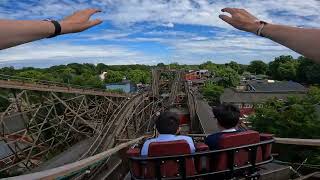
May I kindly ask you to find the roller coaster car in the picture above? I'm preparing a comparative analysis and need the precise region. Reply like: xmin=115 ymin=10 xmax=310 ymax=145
xmin=127 ymin=130 xmax=274 ymax=180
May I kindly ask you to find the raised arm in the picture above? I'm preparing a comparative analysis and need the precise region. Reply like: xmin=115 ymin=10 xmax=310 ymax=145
xmin=219 ymin=8 xmax=320 ymax=63
xmin=0 ymin=8 xmax=102 ymax=50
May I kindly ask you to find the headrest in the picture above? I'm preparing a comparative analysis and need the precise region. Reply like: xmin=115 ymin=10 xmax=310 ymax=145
xmin=148 ymin=140 xmax=191 ymax=157
xmin=219 ymin=130 xmax=260 ymax=149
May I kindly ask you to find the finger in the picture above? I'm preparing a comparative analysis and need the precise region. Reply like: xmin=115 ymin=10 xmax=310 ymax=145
xmin=85 ymin=8 xmax=102 ymax=17
xmin=221 ymin=8 xmax=236 ymax=15
xmin=85 ymin=19 xmax=103 ymax=29
xmin=219 ymin=14 xmax=233 ymax=24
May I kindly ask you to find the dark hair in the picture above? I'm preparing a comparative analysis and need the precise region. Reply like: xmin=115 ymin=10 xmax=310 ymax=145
xmin=212 ymin=104 xmax=240 ymax=129
xmin=155 ymin=111 xmax=179 ymax=134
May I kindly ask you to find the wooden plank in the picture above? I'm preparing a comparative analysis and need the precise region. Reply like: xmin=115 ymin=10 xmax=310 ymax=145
xmin=274 ymin=137 xmax=320 ymax=147
xmin=8 ymin=136 xmax=145 ymax=180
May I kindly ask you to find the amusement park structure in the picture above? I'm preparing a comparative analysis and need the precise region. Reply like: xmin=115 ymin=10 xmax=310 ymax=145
xmin=0 ymin=71 xmax=318 ymax=180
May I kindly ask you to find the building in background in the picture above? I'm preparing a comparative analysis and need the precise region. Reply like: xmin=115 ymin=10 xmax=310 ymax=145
xmin=221 ymin=80 xmax=307 ymax=117
xmin=185 ymin=70 xmax=210 ymax=81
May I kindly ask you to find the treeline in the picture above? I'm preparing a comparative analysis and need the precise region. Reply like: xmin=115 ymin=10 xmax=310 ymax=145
xmin=1 ymin=55 xmax=319 ymax=90
xmin=246 ymin=56 xmax=320 ymax=84
xmin=0 ymin=63 xmax=152 ymax=88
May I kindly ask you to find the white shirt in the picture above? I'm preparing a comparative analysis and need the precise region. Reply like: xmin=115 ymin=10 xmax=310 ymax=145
xmin=141 ymin=134 xmax=196 ymax=156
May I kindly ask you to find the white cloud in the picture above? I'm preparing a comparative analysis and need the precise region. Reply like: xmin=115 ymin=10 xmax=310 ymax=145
xmin=0 ymin=0 xmax=318 ymax=66
xmin=0 ymin=41 xmax=157 ymax=66
xmin=101 ymin=0 xmax=320 ymax=28
xmin=2 ymin=0 xmax=319 ymax=28
xmin=162 ymin=22 xmax=175 ymax=28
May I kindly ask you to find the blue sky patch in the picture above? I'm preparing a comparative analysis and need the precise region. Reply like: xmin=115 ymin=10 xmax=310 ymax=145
xmin=0 ymin=0 xmax=319 ymax=67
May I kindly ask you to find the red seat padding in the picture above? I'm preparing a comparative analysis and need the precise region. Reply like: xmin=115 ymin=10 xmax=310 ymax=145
xmin=195 ymin=142 xmax=209 ymax=151
xmin=195 ymin=143 xmax=210 ymax=173
xmin=213 ymin=130 xmax=262 ymax=171
xmin=260 ymin=133 xmax=274 ymax=161
xmin=147 ymin=140 xmax=196 ymax=178
xmin=126 ymin=148 xmax=141 ymax=178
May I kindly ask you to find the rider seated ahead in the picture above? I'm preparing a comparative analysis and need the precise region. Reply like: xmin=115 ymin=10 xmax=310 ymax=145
xmin=205 ymin=104 xmax=241 ymax=150
xmin=141 ymin=111 xmax=195 ymax=156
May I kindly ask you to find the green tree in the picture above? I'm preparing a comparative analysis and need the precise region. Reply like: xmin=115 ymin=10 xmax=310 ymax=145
xmin=277 ymin=61 xmax=297 ymax=80
xmin=216 ymin=67 xmax=240 ymax=87
xmin=156 ymin=63 xmax=165 ymax=68
xmin=226 ymin=61 xmax=241 ymax=73
xmin=0 ymin=66 xmax=16 ymax=76
xmin=199 ymin=61 xmax=219 ymax=76
xmin=268 ymin=55 xmax=297 ymax=80
xmin=168 ymin=62 xmax=179 ymax=69
xmin=201 ymin=82 xmax=224 ymax=105
xmin=71 ymin=73 xmax=103 ymax=88
xmin=96 ymin=63 xmax=108 ymax=74
xmin=247 ymin=60 xmax=268 ymax=75
xmin=17 ymin=70 xmax=46 ymax=81
xmin=104 ymin=70 xmax=124 ymax=83
xmin=127 ymin=69 xmax=150 ymax=84
xmin=249 ymin=87 xmax=320 ymax=164
xmin=297 ymin=56 xmax=320 ymax=84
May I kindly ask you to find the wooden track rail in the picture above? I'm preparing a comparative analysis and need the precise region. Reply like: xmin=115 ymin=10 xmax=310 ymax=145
xmin=8 ymin=136 xmax=145 ymax=180
xmin=0 ymin=79 xmax=127 ymax=98
xmin=188 ymin=134 xmax=320 ymax=147
xmin=274 ymin=137 xmax=320 ymax=146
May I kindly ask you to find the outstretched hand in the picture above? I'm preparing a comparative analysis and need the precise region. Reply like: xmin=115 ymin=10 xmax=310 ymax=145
xmin=60 ymin=8 xmax=102 ymax=34
xmin=219 ymin=8 xmax=260 ymax=33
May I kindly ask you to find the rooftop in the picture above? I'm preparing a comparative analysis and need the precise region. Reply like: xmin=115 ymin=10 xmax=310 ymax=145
xmin=247 ymin=80 xmax=307 ymax=92
xmin=221 ymin=88 xmax=306 ymax=103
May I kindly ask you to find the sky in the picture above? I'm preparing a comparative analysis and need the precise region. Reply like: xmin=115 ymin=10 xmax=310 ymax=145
xmin=0 ymin=0 xmax=320 ymax=68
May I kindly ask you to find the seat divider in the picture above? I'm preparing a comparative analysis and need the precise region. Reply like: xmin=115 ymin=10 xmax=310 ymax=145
xmin=155 ymin=160 xmax=162 ymax=180
xmin=178 ymin=157 xmax=187 ymax=180
xmin=227 ymin=150 xmax=235 ymax=178
xmin=249 ymin=146 xmax=258 ymax=176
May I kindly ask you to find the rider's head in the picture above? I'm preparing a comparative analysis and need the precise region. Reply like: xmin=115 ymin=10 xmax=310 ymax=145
xmin=213 ymin=104 xmax=240 ymax=130
xmin=156 ymin=111 xmax=179 ymax=134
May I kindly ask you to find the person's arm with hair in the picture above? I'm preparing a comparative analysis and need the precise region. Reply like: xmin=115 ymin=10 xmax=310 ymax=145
xmin=0 ymin=8 xmax=102 ymax=50
xmin=219 ymin=8 xmax=320 ymax=63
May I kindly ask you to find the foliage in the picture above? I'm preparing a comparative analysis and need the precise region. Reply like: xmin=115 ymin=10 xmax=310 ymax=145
xmin=296 ymin=56 xmax=320 ymax=84
xmin=96 ymin=63 xmax=109 ymax=74
xmin=199 ymin=61 xmax=219 ymax=75
xmin=265 ymin=55 xmax=320 ymax=84
xmin=247 ymin=60 xmax=268 ymax=75
xmin=127 ymin=69 xmax=150 ymax=84
xmin=268 ymin=55 xmax=297 ymax=80
xmin=0 ymin=66 xmax=15 ymax=76
xmin=226 ymin=61 xmax=247 ymax=74
xmin=249 ymin=87 xmax=320 ymax=164
xmin=215 ymin=67 xmax=240 ymax=87
xmin=16 ymin=70 xmax=47 ymax=81
xmin=225 ymin=61 xmax=241 ymax=73
xmin=199 ymin=61 xmax=240 ymax=87
xmin=104 ymin=70 xmax=124 ymax=83
xmin=0 ymin=63 xmax=156 ymax=90
xmin=200 ymin=82 xmax=224 ymax=105
xmin=71 ymin=73 xmax=104 ymax=88
xmin=156 ymin=63 xmax=165 ymax=68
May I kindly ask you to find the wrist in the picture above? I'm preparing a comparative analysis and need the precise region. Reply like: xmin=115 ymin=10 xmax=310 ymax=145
xmin=59 ymin=21 xmax=72 ymax=34
xmin=44 ymin=20 xmax=62 ymax=38
xmin=246 ymin=21 xmax=261 ymax=34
